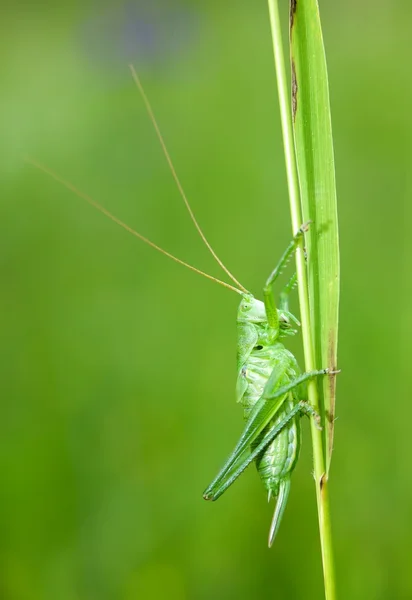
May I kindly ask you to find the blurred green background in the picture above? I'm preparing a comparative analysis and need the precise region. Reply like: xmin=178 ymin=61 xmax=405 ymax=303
xmin=1 ymin=1 xmax=411 ymax=598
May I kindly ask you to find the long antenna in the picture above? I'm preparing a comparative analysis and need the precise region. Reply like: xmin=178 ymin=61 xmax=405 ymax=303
xmin=25 ymin=157 xmax=244 ymax=295
xmin=129 ymin=64 xmax=249 ymax=295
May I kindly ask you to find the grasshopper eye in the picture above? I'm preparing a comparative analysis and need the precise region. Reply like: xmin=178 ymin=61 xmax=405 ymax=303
xmin=254 ymin=345 xmax=263 ymax=350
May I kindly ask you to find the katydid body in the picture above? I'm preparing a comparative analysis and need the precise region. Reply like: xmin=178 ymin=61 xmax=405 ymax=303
xmin=27 ymin=66 xmax=336 ymax=548
xmin=203 ymin=225 xmax=332 ymax=546
xmin=237 ymin=300 xmax=302 ymax=544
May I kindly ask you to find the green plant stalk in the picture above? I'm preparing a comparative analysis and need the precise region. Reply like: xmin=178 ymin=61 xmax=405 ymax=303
xmin=267 ymin=1 xmax=336 ymax=599
xmin=290 ymin=0 xmax=339 ymax=477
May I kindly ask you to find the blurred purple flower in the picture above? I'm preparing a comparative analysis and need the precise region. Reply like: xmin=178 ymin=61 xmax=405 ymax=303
xmin=78 ymin=0 xmax=199 ymax=73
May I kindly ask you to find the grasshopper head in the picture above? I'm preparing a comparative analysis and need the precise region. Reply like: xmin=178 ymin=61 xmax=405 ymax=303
xmin=238 ymin=294 xmax=266 ymax=323
xmin=238 ymin=294 xmax=300 ymax=336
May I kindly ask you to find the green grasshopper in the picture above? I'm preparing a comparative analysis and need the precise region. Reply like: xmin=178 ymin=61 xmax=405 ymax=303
xmin=27 ymin=65 xmax=335 ymax=547
xmin=202 ymin=226 xmax=334 ymax=546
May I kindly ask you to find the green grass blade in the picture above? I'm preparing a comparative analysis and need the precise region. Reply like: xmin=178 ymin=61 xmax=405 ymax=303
xmin=267 ymin=0 xmax=338 ymax=595
xmin=290 ymin=0 xmax=340 ymax=474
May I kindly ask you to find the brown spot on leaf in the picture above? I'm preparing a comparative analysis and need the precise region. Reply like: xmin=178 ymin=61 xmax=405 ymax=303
xmin=290 ymin=0 xmax=297 ymax=29
xmin=326 ymin=333 xmax=338 ymax=467
xmin=291 ymin=60 xmax=298 ymax=121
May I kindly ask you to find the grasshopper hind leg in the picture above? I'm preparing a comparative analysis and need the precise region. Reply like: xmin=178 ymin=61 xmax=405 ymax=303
xmin=268 ymin=476 xmax=291 ymax=547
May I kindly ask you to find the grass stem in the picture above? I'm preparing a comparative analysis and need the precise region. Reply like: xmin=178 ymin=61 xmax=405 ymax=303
xmin=267 ymin=2 xmax=337 ymax=598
